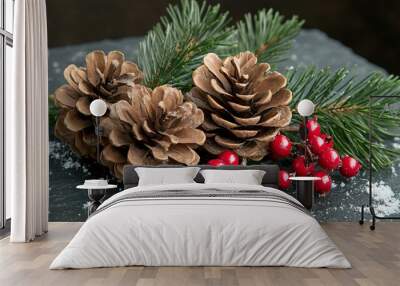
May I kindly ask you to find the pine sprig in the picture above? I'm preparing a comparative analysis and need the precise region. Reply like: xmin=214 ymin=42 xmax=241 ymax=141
xmin=138 ymin=0 xmax=234 ymax=91
xmin=287 ymin=67 xmax=400 ymax=169
xmin=235 ymin=9 xmax=304 ymax=65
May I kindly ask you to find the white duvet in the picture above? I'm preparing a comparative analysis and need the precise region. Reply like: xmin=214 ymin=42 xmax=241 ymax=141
xmin=50 ymin=183 xmax=351 ymax=269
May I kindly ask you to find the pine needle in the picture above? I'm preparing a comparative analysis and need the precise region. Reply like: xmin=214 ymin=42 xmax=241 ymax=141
xmin=234 ymin=9 xmax=304 ymax=65
xmin=137 ymin=0 xmax=234 ymax=91
xmin=286 ymin=67 xmax=400 ymax=169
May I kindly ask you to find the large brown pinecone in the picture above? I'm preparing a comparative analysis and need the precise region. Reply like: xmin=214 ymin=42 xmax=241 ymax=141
xmin=53 ymin=50 xmax=143 ymax=158
xmin=188 ymin=51 xmax=292 ymax=161
xmin=100 ymin=85 xmax=206 ymax=178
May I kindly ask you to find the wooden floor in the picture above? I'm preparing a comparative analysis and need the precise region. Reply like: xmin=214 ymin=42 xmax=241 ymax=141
xmin=0 ymin=222 xmax=399 ymax=286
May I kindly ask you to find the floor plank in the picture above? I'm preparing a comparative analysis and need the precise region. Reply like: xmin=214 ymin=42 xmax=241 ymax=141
xmin=0 ymin=222 xmax=399 ymax=286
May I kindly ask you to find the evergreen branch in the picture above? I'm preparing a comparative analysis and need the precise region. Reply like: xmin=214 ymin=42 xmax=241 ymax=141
xmin=235 ymin=9 xmax=304 ymax=65
xmin=137 ymin=0 xmax=234 ymax=91
xmin=286 ymin=67 xmax=400 ymax=170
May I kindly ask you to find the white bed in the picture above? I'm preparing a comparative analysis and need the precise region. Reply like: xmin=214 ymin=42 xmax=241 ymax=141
xmin=50 ymin=172 xmax=350 ymax=269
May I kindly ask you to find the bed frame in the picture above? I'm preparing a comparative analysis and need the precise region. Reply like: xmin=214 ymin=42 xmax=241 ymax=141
xmin=123 ymin=164 xmax=280 ymax=190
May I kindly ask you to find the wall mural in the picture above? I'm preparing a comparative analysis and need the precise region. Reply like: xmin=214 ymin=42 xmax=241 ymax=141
xmin=48 ymin=0 xmax=400 ymax=222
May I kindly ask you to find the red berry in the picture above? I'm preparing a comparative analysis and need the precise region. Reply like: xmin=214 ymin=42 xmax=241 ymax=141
xmin=340 ymin=155 xmax=361 ymax=177
xmin=320 ymin=133 xmax=334 ymax=149
xmin=208 ymin=159 xmax=225 ymax=167
xmin=319 ymin=149 xmax=341 ymax=170
xmin=309 ymin=135 xmax=327 ymax=155
xmin=306 ymin=117 xmax=321 ymax=137
xmin=278 ymin=170 xmax=291 ymax=190
xmin=218 ymin=150 xmax=239 ymax=165
xmin=270 ymin=134 xmax=292 ymax=158
xmin=292 ymin=156 xmax=303 ymax=171
xmin=292 ymin=156 xmax=315 ymax=176
xmin=313 ymin=171 xmax=332 ymax=194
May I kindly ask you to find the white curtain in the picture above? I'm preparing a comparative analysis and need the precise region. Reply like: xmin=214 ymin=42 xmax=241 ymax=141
xmin=7 ymin=0 xmax=49 ymax=242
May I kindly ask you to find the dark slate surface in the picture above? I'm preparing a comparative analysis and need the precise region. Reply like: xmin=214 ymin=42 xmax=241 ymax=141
xmin=48 ymin=30 xmax=400 ymax=222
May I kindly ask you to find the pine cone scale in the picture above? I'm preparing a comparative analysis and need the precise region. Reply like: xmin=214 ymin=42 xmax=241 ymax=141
xmin=189 ymin=51 xmax=293 ymax=160
xmin=210 ymin=79 xmax=233 ymax=97
xmin=121 ymin=61 xmax=143 ymax=77
xmin=203 ymin=53 xmax=231 ymax=91
xmin=104 ymin=61 xmax=119 ymax=84
xmin=54 ymin=111 xmax=75 ymax=141
xmin=86 ymin=50 xmax=106 ymax=86
xmin=166 ymin=144 xmax=199 ymax=166
xmin=163 ymin=128 xmax=206 ymax=145
xmin=70 ymin=68 xmax=88 ymax=90
xmin=193 ymin=65 xmax=223 ymax=98
xmin=127 ymin=144 xmax=151 ymax=165
xmin=102 ymin=145 xmax=126 ymax=164
xmin=101 ymin=85 xmax=117 ymax=98
xmin=235 ymin=93 xmax=257 ymax=101
xmin=206 ymin=95 xmax=225 ymax=110
xmin=54 ymin=50 xmax=144 ymax=162
xmin=113 ymin=164 xmax=125 ymax=180
xmin=203 ymin=140 xmax=224 ymax=155
xmin=64 ymin=110 xmax=91 ymax=132
xmin=82 ymin=129 xmax=97 ymax=146
xmin=232 ymin=114 xmax=261 ymax=125
xmin=115 ymin=100 xmax=137 ymax=126
xmin=75 ymin=96 xmax=91 ymax=116
xmin=148 ymin=145 xmax=169 ymax=161
xmin=259 ymin=88 xmax=292 ymax=111
xmin=258 ymin=106 xmax=292 ymax=127
xmin=142 ymin=120 xmax=158 ymax=137
xmin=78 ymin=80 xmax=97 ymax=97
xmin=104 ymin=51 xmax=124 ymax=81
xmin=132 ymin=124 xmax=145 ymax=141
xmin=227 ymin=101 xmax=250 ymax=113
xmin=75 ymin=132 xmax=95 ymax=156
xmin=202 ymin=116 xmax=219 ymax=131
xmin=236 ymin=141 xmax=267 ymax=160
xmin=214 ymin=135 xmax=244 ymax=149
xmin=254 ymin=90 xmax=272 ymax=107
xmin=99 ymin=117 xmax=123 ymax=137
xmin=254 ymin=71 xmax=287 ymax=95
xmin=109 ymin=129 xmax=134 ymax=147
xmin=63 ymin=65 xmax=80 ymax=92
xmin=230 ymin=129 xmax=259 ymax=138
xmin=252 ymin=128 xmax=280 ymax=142
xmin=54 ymin=85 xmax=80 ymax=109
xmin=211 ymin=114 xmax=239 ymax=129
xmin=103 ymin=85 xmax=205 ymax=174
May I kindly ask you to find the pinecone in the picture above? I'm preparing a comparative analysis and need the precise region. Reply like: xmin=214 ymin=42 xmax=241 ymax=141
xmin=188 ymin=51 xmax=292 ymax=160
xmin=53 ymin=50 xmax=143 ymax=157
xmin=100 ymin=85 xmax=206 ymax=178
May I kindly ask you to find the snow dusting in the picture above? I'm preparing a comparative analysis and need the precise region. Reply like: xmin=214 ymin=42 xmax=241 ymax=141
xmin=364 ymin=181 xmax=400 ymax=216
xmin=49 ymin=141 xmax=89 ymax=173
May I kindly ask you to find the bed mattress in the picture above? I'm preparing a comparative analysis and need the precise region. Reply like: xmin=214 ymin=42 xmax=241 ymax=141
xmin=50 ymin=183 xmax=350 ymax=269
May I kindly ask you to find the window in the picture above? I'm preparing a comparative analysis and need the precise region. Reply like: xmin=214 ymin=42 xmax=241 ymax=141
xmin=0 ymin=0 xmax=14 ymax=229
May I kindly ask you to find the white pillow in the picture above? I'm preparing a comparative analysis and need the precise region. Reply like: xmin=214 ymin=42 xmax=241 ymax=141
xmin=200 ymin=169 xmax=266 ymax=185
xmin=135 ymin=167 xmax=200 ymax=186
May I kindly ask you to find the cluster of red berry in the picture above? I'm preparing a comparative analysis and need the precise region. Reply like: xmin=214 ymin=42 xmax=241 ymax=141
xmin=271 ymin=117 xmax=361 ymax=195
xmin=208 ymin=150 xmax=240 ymax=166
